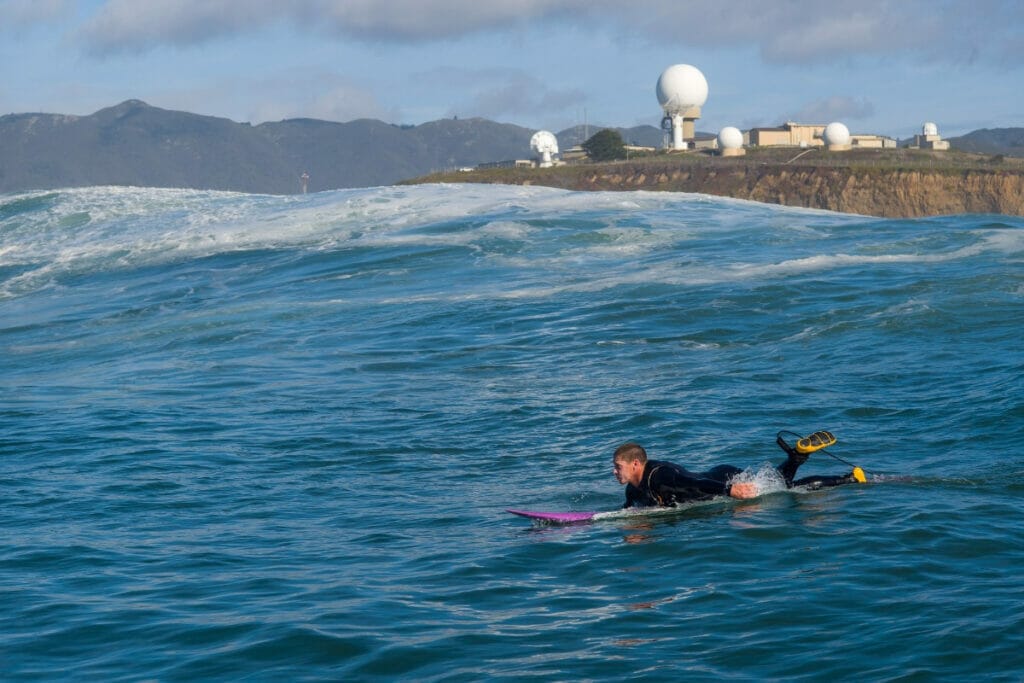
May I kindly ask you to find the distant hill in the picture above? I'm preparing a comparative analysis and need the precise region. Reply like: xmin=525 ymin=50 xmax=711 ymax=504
xmin=4 ymin=100 xmax=1017 ymax=194
xmin=0 ymin=100 xmax=664 ymax=194
xmin=946 ymin=128 xmax=1024 ymax=157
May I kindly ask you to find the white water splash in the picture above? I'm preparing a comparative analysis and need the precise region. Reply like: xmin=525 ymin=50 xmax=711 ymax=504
xmin=727 ymin=462 xmax=791 ymax=497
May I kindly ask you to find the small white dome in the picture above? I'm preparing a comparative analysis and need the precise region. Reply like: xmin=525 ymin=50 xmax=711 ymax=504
xmin=824 ymin=122 xmax=851 ymax=146
xmin=922 ymin=122 xmax=938 ymax=136
xmin=718 ymin=126 xmax=743 ymax=150
xmin=656 ymin=64 xmax=708 ymax=114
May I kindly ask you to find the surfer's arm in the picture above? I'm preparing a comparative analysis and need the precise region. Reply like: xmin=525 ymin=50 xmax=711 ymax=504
xmin=623 ymin=484 xmax=638 ymax=508
xmin=623 ymin=483 xmax=656 ymax=508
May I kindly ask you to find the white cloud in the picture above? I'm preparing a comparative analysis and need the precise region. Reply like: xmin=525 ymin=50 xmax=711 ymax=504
xmin=75 ymin=0 xmax=1024 ymax=66
xmin=76 ymin=0 xmax=281 ymax=55
xmin=0 ymin=0 xmax=74 ymax=30
xmin=313 ymin=0 xmax=584 ymax=41
xmin=75 ymin=0 xmax=585 ymax=54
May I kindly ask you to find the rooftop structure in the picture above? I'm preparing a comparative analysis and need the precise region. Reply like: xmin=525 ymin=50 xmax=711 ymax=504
xmin=748 ymin=121 xmax=894 ymax=150
xmin=748 ymin=122 xmax=827 ymax=147
xmin=911 ymin=122 xmax=950 ymax=150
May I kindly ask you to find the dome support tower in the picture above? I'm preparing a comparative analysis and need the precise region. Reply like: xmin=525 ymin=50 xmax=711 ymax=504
xmin=656 ymin=64 xmax=708 ymax=151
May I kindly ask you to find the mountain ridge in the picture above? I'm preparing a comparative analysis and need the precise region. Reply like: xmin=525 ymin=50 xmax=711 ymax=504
xmin=2 ymin=100 xmax=1020 ymax=195
xmin=0 ymin=100 xmax=663 ymax=194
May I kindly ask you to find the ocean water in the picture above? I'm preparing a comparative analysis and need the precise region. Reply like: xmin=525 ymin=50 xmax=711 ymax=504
xmin=2 ymin=184 xmax=1023 ymax=681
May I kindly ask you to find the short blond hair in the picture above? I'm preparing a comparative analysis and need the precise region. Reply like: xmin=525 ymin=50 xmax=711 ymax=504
xmin=613 ymin=442 xmax=647 ymax=464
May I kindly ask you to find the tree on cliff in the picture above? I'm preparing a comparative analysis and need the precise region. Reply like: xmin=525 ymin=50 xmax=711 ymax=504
xmin=582 ymin=129 xmax=626 ymax=161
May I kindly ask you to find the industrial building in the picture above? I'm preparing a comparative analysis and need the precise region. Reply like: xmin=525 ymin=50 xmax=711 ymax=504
xmin=747 ymin=122 xmax=895 ymax=149
xmin=748 ymin=122 xmax=827 ymax=147
xmin=909 ymin=123 xmax=950 ymax=150
xmin=511 ymin=64 xmax=946 ymax=168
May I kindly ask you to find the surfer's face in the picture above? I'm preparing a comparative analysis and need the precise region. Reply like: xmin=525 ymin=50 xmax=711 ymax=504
xmin=613 ymin=457 xmax=643 ymax=486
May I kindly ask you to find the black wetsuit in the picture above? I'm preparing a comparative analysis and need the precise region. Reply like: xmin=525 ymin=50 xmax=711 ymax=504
xmin=623 ymin=460 xmax=742 ymax=508
xmin=623 ymin=456 xmax=857 ymax=509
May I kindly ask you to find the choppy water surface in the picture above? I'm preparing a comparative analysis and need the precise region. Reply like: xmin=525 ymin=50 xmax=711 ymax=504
xmin=2 ymin=184 xmax=1023 ymax=680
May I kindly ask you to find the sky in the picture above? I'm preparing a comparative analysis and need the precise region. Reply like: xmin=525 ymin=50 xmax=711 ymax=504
xmin=1 ymin=0 xmax=1022 ymax=139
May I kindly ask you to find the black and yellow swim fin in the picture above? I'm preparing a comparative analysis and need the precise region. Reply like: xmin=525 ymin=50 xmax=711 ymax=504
xmin=796 ymin=430 xmax=836 ymax=454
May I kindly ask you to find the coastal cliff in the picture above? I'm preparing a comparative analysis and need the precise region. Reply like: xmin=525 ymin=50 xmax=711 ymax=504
xmin=564 ymin=165 xmax=1024 ymax=217
xmin=410 ymin=150 xmax=1024 ymax=218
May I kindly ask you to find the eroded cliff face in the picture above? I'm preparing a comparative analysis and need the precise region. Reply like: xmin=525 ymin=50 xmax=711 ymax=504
xmin=509 ymin=165 xmax=1024 ymax=218
xmin=741 ymin=168 xmax=1024 ymax=217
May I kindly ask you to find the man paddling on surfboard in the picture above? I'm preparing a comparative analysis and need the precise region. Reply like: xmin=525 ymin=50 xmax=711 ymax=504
xmin=613 ymin=430 xmax=866 ymax=508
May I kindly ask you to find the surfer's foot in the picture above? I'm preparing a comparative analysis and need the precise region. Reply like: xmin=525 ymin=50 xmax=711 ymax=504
xmin=796 ymin=430 xmax=836 ymax=454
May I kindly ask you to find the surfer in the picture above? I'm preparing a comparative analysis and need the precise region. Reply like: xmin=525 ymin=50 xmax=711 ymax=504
xmin=613 ymin=430 xmax=866 ymax=508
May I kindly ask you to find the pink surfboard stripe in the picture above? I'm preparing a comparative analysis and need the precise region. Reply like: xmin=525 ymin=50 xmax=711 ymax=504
xmin=506 ymin=509 xmax=597 ymax=522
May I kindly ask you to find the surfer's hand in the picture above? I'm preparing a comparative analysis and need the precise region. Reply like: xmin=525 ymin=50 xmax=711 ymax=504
xmin=729 ymin=482 xmax=758 ymax=499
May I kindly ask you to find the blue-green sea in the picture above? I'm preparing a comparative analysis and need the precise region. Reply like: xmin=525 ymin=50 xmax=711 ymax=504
xmin=2 ymin=184 xmax=1023 ymax=681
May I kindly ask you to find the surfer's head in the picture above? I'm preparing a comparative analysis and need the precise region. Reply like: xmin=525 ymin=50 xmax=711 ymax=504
xmin=612 ymin=442 xmax=647 ymax=486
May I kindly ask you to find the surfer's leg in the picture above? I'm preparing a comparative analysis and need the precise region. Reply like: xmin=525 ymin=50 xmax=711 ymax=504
xmin=777 ymin=451 xmax=808 ymax=487
xmin=776 ymin=430 xmax=835 ymax=487
xmin=774 ymin=432 xmax=806 ymax=485
xmin=775 ymin=430 xmax=867 ymax=490
xmin=792 ymin=468 xmax=866 ymax=489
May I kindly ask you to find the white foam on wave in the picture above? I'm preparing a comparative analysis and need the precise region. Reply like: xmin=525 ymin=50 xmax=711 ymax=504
xmin=868 ymin=298 xmax=935 ymax=320
xmin=978 ymin=227 xmax=1024 ymax=255
xmin=0 ymin=183 xmax=728 ymax=298
xmin=4 ymin=182 xmax=1016 ymax=301
xmin=730 ymin=226 xmax=1024 ymax=281
xmin=0 ymin=183 xmax=628 ymax=261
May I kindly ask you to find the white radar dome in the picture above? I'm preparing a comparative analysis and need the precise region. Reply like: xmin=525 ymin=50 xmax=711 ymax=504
xmin=530 ymin=130 xmax=559 ymax=155
xmin=922 ymin=122 xmax=938 ymax=136
xmin=718 ymin=126 xmax=743 ymax=150
xmin=824 ymin=122 xmax=851 ymax=146
xmin=656 ymin=64 xmax=708 ymax=114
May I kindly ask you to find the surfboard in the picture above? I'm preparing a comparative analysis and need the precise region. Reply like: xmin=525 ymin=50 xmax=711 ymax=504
xmin=507 ymin=497 xmax=737 ymax=524
xmin=506 ymin=509 xmax=598 ymax=523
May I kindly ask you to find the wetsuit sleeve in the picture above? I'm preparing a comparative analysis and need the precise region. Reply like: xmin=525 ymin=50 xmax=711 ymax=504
xmin=623 ymin=483 xmax=641 ymax=508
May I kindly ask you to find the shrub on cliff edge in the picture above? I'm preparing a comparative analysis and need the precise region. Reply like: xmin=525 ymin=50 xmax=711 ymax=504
xmin=583 ymin=129 xmax=627 ymax=162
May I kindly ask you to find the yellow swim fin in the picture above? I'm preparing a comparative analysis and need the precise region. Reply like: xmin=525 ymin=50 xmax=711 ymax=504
xmin=796 ymin=430 xmax=837 ymax=454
